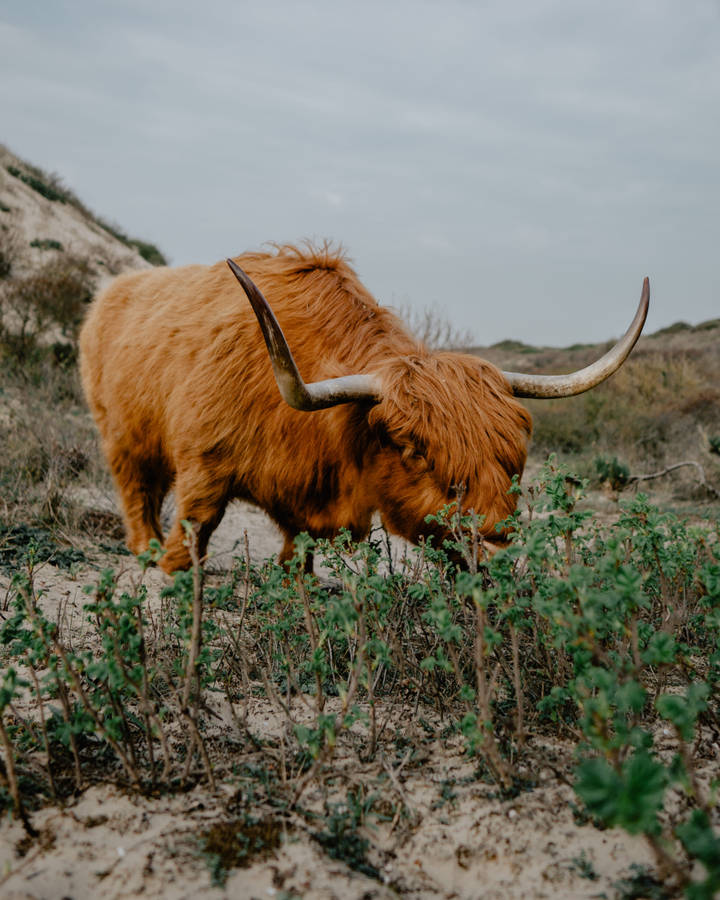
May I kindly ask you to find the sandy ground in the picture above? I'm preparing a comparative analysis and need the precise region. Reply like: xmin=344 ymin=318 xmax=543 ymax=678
xmin=0 ymin=502 xmax=666 ymax=900
xmin=0 ymin=755 xmax=655 ymax=900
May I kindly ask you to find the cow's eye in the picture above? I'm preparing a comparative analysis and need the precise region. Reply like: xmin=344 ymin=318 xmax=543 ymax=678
xmin=401 ymin=445 xmax=426 ymax=464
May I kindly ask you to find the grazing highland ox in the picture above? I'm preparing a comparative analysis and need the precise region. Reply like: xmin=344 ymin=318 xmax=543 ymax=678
xmin=79 ymin=244 xmax=649 ymax=573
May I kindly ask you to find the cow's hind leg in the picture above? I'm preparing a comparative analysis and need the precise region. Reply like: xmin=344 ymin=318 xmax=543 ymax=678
xmin=106 ymin=444 xmax=169 ymax=555
xmin=160 ymin=465 xmax=230 ymax=573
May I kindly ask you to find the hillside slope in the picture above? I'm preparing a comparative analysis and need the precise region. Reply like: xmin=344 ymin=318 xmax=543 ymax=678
xmin=0 ymin=143 xmax=163 ymax=293
xmin=469 ymin=316 xmax=720 ymax=380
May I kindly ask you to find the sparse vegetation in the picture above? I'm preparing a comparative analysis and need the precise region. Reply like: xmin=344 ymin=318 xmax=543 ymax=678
xmin=530 ymin=354 xmax=711 ymax=458
xmin=0 ymin=356 xmax=103 ymax=541
xmin=127 ymin=237 xmax=167 ymax=267
xmin=5 ymin=165 xmax=71 ymax=206
xmin=523 ymin=349 xmax=720 ymax=503
xmin=0 ymin=524 xmax=87 ymax=573
xmin=0 ymin=462 xmax=718 ymax=896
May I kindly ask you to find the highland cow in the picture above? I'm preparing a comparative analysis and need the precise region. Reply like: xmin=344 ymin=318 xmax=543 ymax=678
xmin=79 ymin=244 xmax=649 ymax=573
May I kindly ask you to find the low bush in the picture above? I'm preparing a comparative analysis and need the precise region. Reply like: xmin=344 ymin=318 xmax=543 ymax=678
xmin=5 ymin=165 xmax=70 ymax=205
xmin=594 ymin=454 xmax=631 ymax=490
xmin=0 ymin=222 xmax=23 ymax=280
xmin=29 ymin=238 xmax=63 ymax=252
xmin=528 ymin=352 xmax=720 ymax=497
xmin=95 ymin=218 xmax=168 ymax=266
xmin=128 ymin=238 xmax=167 ymax=267
xmin=0 ymin=254 xmax=96 ymax=362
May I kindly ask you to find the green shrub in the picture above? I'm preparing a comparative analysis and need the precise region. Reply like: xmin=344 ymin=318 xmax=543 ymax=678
xmin=95 ymin=217 xmax=168 ymax=266
xmin=594 ymin=454 xmax=631 ymax=490
xmin=6 ymin=165 xmax=68 ymax=204
xmin=0 ymin=253 xmax=96 ymax=361
xmin=128 ymin=238 xmax=167 ymax=266
xmin=29 ymin=238 xmax=63 ymax=251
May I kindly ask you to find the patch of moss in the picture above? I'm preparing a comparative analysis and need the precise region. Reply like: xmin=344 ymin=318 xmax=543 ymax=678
xmin=312 ymin=818 xmax=380 ymax=880
xmin=202 ymin=817 xmax=285 ymax=885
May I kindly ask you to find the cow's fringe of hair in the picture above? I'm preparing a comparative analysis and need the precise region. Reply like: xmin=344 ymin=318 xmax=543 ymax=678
xmin=370 ymin=353 xmax=531 ymax=528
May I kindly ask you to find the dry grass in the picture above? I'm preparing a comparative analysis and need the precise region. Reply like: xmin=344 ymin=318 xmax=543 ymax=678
xmin=397 ymin=302 xmax=475 ymax=350
xmin=483 ymin=335 xmax=720 ymax=503
xmin=529 ymin=353 xmax=718 ymax=455
xmin=0 ymin=359 xmax=110 ymax=540
xmin=0 ymin=220 xmax=23 ymax=281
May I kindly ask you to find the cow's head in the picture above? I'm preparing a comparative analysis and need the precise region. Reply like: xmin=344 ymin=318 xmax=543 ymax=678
xmin=364 ymin=352 xmax=531 ymax=549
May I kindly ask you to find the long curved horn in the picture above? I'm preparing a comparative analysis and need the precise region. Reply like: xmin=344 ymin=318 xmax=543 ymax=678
xmin=227 ymin=259 xmax=382 ymax=411
xmin=503 ymin=277 xmax=650 ymax=399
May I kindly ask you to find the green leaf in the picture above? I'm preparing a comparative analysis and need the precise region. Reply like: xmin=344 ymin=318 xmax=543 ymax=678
xmin=656 ymin=684 xmax=709 ymax=742
xmin=676 ymin=809 xmax=720 ymax=899
xmin=575 ymin=751 xmax=666 ymax=835
xmin=642 ymin=631 xmax=678 ymax=666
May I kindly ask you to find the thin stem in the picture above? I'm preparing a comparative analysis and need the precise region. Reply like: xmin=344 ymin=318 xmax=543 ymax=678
xmin=0 ymin=715 xmax=37 ymax=836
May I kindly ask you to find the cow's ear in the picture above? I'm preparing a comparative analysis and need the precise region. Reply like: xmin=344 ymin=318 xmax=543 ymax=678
xmin=366 ymin=398 xmax=428 ymax=464
xmin=371 ymin=418 xmax=430 ymax=469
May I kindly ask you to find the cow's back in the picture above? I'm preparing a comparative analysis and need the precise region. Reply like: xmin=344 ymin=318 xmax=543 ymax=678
xmin=79 ymin=262 xmax=243 ymax=436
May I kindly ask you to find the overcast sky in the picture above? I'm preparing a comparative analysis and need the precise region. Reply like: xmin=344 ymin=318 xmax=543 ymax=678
xmin=1 ymin=0 xmax=718 ymax=345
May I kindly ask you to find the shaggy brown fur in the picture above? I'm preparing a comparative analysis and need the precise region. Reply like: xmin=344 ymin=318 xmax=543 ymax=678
xmin=79 ymin=243 xmax=531 ymax=573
